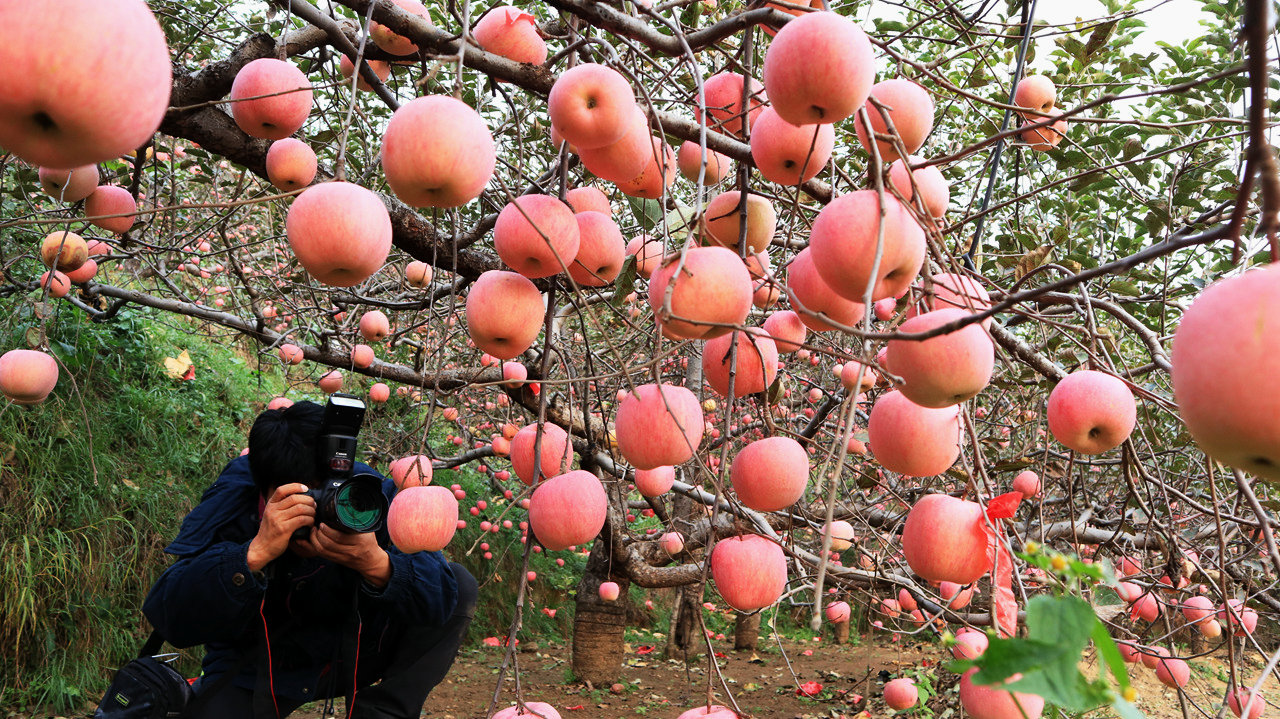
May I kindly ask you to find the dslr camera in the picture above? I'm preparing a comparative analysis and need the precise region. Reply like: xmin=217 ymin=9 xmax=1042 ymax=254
xmin=299 ymin=393 xmax=388 ymax=535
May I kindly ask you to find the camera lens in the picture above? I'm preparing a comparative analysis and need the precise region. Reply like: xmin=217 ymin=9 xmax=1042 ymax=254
xmin=333 ymin=476 xmax=385 ymax=533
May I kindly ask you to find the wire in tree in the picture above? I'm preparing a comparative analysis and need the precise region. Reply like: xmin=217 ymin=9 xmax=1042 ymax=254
xmin=963 ymin=0 xmax=1039 ymax=271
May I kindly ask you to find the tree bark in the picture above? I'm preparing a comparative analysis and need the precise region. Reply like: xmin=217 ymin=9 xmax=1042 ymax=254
xmin=734 ymin=612 xmax=760 ymax=651
xmin=832 ymin=620 xmax=851 ymax=645
xmin=571 ymin=537 xmax=629 ymax=686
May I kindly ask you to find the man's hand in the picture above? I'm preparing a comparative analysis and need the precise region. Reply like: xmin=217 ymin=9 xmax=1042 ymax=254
xmin=247 ymin=483 xmax=315 ymax=572
xmin=305 ymin=523 xmax=392 ymax=589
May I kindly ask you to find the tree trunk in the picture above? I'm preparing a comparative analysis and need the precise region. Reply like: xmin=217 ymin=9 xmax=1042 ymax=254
xmin=571 ymin=537 xmax=629 ymax=687
xmin=832 ymin=620 xmax=850 ymax=644
xmin=664 ymin=489 xmax=705 ymax=661
xmin=734 ymin=612 xmax=760 ymax=651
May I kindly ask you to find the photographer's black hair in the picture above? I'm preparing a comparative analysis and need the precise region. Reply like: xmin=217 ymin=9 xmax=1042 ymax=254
xmin=248 ymin=400 xmax=324 ymax=497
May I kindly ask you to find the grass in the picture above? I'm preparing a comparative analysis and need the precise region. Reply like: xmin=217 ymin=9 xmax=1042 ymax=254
xmin=0 ymin=299 xmax=287 ymax=712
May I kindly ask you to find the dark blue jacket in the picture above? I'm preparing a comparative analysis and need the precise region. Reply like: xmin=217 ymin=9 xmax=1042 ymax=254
xmin=142 ymin=455 xmax=459 ymax=703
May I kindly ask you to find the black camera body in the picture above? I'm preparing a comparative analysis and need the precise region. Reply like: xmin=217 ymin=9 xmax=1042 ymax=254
xmin=299 ymin=393 xmax=387 ymax=535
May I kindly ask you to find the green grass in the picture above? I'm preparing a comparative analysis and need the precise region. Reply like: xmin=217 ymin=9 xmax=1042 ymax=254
xmin=0 ymin=300 xmax=287 ymax=712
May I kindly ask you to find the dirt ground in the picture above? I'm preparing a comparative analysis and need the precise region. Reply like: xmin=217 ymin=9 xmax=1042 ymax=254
xmin=287 ymin=629 xmax=1280 ymax=719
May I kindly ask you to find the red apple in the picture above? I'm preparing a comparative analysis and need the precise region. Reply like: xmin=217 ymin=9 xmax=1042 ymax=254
xmin=1046 ymin=370 xmax=1136 ymax=455
xmin=762 ymin=10 xmax=875 ymax=126
xmin=702 ymin=329 xmax=779 ymax=398
xmin=616 ymin=136 xmax=676 ymax=199
xmin=388 ymin=485 xmax=458 ymax=552
xmin=318 ymin=370 xmax=343 ymax=394
xmin=626 ymin=235 xmax=664 ymax=279
xmin=701 ymin=191 xmax=776 ymax=254
xmin=677 ymin=141 xmax=730 ymax=184
xmin=635 ymin=466 xmax=676 ymax=497
xmin=598 ymin=581 xmax=621 ymax=601
xmin=867 ymin=390 xmax=961 ymax=477
xmin=711 ymin=534 xmax=787 ymax=611
xmin=750 ymin=107 xmax=835 ymax=185
xmin=229 ymin=58 xmax=313 ymax=141
xmin=472 ymin=5 xmax=547 ymax=66
xmin=1014 ymin=75 xmax=1057 ymax=119
xmin=529 ymin=470 xmax=608 ymax=550
xmin=888 ymin=156 xmax=949 ymax=219
xmin=959 ymin=668 xmax=1044 ymax=719
xmin=695 ymin=72 xmax=765 ymax=138
xmin=1021 ymin=118 xmax=1068 ymax=151
xmin=278 ymin=344 xmax=304 ymax=365
xmin=359 ymin=310 xmax=391 ymax=342
xmin=464 ymin=270 xmax=544 ymax=360
xmin=0 ymin=349 xmax=58 ymax=405
xmin=370 ymin=0 xmax=432 ymax=56
xmin=351 ymin=344 xmax=375 ymax=369
xmin=762 ymin=310 xmax=807 ymax=353
xmin=1228 ymin=688 xmax=1266 ymax=719
xmin=38 ymin=164 xmax=98 ymax=202
xmin=265 ymin=138 xmax=317 ymax=191
xmin=808 ymin=189 xmax=925 ymax=303
xmin=566 ymin=186 xmax=611 ymax=215
xmin=0 ymin=0 xmax=172 ymax=169
xmin=405 ymin=261 xmax=433 ymax=288
xmin=883 ymin=678 xmax=918 ymax=710
xmin=65 ymin=259 xmax=97 ymax=284
xmin=338 ymin=55 xmax=391 ymax=92
xmin=286 ymin=182 xmax=392 ymax=287
xmin=84 ymin=185 xmax=137 ymax=234
xmin=494 ymin=194 xmax=581 ymax=278
xmin=785 ymin=247 xmax=866 ymax=331
xmin=1172 ymin=264 xmax=1280 ymax=480
xmin=902 ymin=494 xmax=991 ymax=584
xmin=648 ymin=246 xmax=752 ymax=340
xmin=493 ymin=703 xmax=561 ymax=719
xmin=390 ymin=455 xmax=433 ymax=489
xmin=382 ymin=95 xmax=496 ymax=208
xmin=730 ymin=436 xmax=809 ymax=511
xmin=548 ymin=63 xmax=637 ymax=150
xmin=510 ymin=422 xmax=573 ymax=485
xmin=1012 ymin=470 xmax=1040 ymax=498
xmin=579 ymin=109 xmax=654 ymax=183
xmin=615 ymin=383 xmax=704 ymax=470
xmin=568 ymin=211 xmax=625 ymax=287
xmin=886 ymin=308 xmax=994 ymax=408
xmin=853 ymin=79 xmax=934 ymax=162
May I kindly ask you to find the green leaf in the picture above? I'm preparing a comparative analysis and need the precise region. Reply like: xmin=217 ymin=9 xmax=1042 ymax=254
xmin=611 ymin=256 xmax=637 ymax=308
xmin=629 ymin=196 xmax=664 ymax=232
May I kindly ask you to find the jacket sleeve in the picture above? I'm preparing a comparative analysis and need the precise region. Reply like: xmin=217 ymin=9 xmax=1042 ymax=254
xmin=359 ymin=546 xmax=459 ymax=627
xmin=142 ymin=540 xmax=267 ymax=648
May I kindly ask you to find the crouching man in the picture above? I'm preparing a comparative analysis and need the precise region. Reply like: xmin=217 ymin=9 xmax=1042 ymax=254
xmin=143 ymin=398 xmax=477 ymax=718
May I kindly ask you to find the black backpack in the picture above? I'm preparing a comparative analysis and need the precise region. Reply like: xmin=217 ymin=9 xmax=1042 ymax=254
xmin=94 ymin=632 xmax=192 ymax=719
